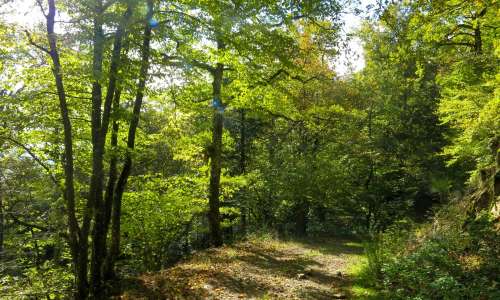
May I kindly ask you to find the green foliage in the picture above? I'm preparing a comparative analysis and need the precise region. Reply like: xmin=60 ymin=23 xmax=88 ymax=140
xmin=363 ymin=201 xmax=500 ymax=300
xmin=0 ymin=0 xmax=498 ymax=297
xmin=1 ymin=262 xmax=73 ymax=299
xmin=121 ymin=174 xmax=208 ymax=270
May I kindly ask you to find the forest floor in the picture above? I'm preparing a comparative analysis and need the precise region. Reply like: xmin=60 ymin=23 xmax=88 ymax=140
xmin=118 ymin=235 xmax=378 ymax=299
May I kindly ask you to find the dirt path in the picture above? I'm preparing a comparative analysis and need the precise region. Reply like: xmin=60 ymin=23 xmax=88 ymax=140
xmin=119 ymin=236 xmax=365 ymax=299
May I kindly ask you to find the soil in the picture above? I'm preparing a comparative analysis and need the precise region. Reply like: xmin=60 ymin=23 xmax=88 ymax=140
xmin=117 ymin=236 xmax=364 ymax=300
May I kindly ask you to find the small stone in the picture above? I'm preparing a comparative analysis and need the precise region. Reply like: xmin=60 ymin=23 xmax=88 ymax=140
xmin=336 ymin=271 xmax=343 ymax=277
xmin=296 ymin=273 xmax=306 ymax=280
xmin=333 ymin=293 xmax=346 ymax=299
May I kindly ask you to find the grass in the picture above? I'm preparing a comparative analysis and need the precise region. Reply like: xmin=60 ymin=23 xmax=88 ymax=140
xmin=346 ymin=257 xmax=380 ymax=299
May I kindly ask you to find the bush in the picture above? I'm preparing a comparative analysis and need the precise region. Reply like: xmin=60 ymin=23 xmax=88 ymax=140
xmin=364 ymin=200 xmax=500 ymax=300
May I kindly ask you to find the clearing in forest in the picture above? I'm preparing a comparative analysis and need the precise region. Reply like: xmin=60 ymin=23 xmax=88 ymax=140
xmin=118 ymin=236 xmax=368 ymax=299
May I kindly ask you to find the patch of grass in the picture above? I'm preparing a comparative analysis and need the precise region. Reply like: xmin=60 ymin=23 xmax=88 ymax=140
xmin=303 ymin=249 xmax=322 ymax=258
xmin=345 ymin=246 xmax=384 ymax=300
xmin=343 ymin=241 xmax=363 ymax=248
xmin=223 ymin=247 xmax=239 ymax=259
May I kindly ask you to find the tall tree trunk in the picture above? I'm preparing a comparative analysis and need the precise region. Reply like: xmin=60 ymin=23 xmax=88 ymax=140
xmin=88 ymin=0 xmax=108 ymax=296
xmin=102 ymin=89 xmax=121 ymax=281
xmin=239 ymin=110 xmax=246 ymax=175
xmin=102 ymin=5 xmax=131 ymax=258
xmin=264 ymin=117 xmax=277 ymax=227
xmin=474 ymin=26 xmax=482 ymax=55
xmin=89 ymin=4 xmax=132 ymax=298
xmin=295 ymin=201 xmax=308 ymax=236
xmin=44 ymin=0 xmax=85 ymax=297
xmin=0 ymin=183 xmax=3 ymax=256
xmin=208 ymin=37 xmax=225 ymax=247
xmin=105 ymin=1 xmax=153 ymax=279
xmin=239 ymin=109 xmax=247 ymax=234
xmin=365 ymin=97 xmax=375 ymax=231
xmin=101 ymin=6 xmax=132 ymax=281
xmin=473 ymin=7 xmax=486 ymax=55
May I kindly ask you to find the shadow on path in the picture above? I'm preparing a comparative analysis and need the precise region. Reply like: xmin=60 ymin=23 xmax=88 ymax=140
xmin=118 ymin=237 xmax=363 ymax=299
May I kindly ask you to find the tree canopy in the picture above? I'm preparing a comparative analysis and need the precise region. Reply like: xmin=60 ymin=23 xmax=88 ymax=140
xmin=0 ymin=0 xmax=498 ymax=299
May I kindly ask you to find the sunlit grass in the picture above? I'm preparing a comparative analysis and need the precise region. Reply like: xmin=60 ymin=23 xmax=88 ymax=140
xmin=345 ymin=247 xmax=384 ymax=299
xmin=303 ymin=249 xmax=322 ymax=258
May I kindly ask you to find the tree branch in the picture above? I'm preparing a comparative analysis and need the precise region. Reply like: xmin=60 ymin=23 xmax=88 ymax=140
xmin=254 ymin=68 xmax=325 ymax=87
xmin=8 ymin=212 xmax=49 ymax=231
xmin=258 ymin=107 xmax=301 ymax=123
xmin=437 ymin=42 xmax=476 ymax=48
xmin=35 ymin=0 xmax=48 ymax=18
xmin=163 ymin=54 xmax=216 ymax=73
xmin=4 ymin=137 xmax=61 ymax=189
xmin=25 ymin=31 xmax=50 ymax=54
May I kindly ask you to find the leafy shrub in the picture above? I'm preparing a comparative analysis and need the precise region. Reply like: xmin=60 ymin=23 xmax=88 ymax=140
xmin=364 ymin=200 xmax=500 ymax=300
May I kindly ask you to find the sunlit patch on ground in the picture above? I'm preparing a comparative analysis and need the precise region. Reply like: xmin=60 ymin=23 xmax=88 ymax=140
xmin=118 ymin=236 xmax=367 ymax=299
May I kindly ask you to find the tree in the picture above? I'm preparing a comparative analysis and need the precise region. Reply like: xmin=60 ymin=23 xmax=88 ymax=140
xmin=161 ymin=0 xmax=342 ymax=245
xmin=22 ymin=0 xmax=156 ymax=297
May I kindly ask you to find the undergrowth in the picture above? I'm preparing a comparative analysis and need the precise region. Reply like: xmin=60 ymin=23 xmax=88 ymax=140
xmin=358 ymin=199 xmax=500 ymax=300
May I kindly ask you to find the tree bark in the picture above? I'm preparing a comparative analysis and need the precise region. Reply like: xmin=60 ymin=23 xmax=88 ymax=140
xmin=474 ymin=26 xmax=482 ymax=55
xmin=239 ymin=109 xmax=247 ymax=234
xmin=44 ymin=0 xmax=85 ymax=298
xmin=0 ymin=183 xmax=3 ymax=256
xmin=102 ymin=89 xmax=121 ymax=281
xmin=208 ymin=37 xmax=225 ymax=247
xmin=102 ymin=6 xmax=131 ymax=254
xmin=105 ymin=0 xmax=153 ymax=279
xmin=88 ymin=0 xmax=108 ymax=296
xmin=295 ymin=201 xmax=308 ymax=236
xmin=239 ymin=110 xmax=246 ymax=175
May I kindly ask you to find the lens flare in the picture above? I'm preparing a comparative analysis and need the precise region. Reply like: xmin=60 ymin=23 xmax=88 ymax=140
xmin=148 ymin=18 xmax=159 ymax=28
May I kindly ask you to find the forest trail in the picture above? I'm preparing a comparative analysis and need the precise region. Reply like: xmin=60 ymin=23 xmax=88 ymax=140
xmin=118 ymin=236 xmax=368 ymax=300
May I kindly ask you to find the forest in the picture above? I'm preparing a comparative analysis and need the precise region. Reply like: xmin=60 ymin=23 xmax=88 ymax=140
xmin=0 ymin=0 xmax=499 ymax=299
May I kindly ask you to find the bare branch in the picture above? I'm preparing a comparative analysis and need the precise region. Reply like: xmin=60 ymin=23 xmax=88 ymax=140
xmin=25 ymin=30 xmax=50 ymax=54
xmin=35 ymin=0 xmax=48 ymax=17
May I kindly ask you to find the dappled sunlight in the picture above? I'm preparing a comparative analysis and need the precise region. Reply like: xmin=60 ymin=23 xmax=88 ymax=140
xmin=118 ymin=237 xmax=358 ymax=299
xmin=1 ymin=0 xmax=496 ymax=297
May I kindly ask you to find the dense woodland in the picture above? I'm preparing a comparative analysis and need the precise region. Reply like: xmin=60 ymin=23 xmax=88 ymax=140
xmin=0 ymin=0 xmax=499 ymax=299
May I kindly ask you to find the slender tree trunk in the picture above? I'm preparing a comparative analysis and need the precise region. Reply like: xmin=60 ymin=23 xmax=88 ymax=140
xmin=0 ymin=184 xmax=3 ymax=256
xmin=44 ymin=1 xmax=85 ymax=297
xmin=101 ymin=7 xmax=132 ymax=281
xmin=239 ymin=109 xmax=247 ymax=234
xmin=102 ymin=5 xmax=131 ymax=255
xmin=239 ymin=110 xmax=246 ymax=175
xmin=89 ymin=4 xmax=133 ymax=298
xmin=295 ymin=201 xmax=308 ymax=236
xmin=365 ymin=95 xmax=375 ymax=231
xmin=208 ymin=37 xmax=225 ymax=246
xmin=473 ymin=8 xmax=486 ymax=55
xmin=209 ymin=96 xmax=224 ymax=246
xmin=263 ymin=117 xmax=277 ymax=227
xmin=102 ymin=89 xmax=121 ymax=280
xmin=88 ymin=0 xmax=109 ymax=296
xmin=474 ymin=26 xmax=482 ymax=55
xmin=105 ymin=1 xmax=153 ymax=279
